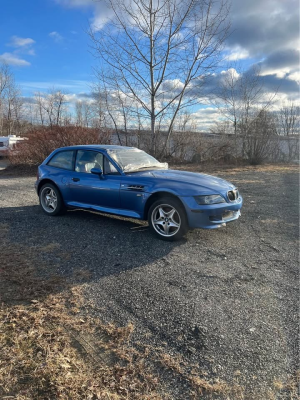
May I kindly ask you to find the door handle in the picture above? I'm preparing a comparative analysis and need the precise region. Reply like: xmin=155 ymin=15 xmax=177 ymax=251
xmin=72 ymin=177 xmax=80 ymax=182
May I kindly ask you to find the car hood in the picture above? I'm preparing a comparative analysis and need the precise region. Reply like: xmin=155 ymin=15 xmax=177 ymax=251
xmin=150 ymin=169 xmax=235 ymax=191
xmin=125 ymin=169 xmax=236 ymax=193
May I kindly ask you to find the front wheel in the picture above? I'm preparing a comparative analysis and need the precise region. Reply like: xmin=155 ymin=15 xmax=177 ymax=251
xmin=148 ymin=197 xmax=188 ymax=241
xmin=39 ymin=183 xmax=65 ymax=216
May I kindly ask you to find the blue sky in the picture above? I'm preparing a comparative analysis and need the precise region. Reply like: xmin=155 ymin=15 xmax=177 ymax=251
xmin=0 ymin=0 xmax=299 ymax=129
xmin=0 ymin=0 xmax=95 ymax=95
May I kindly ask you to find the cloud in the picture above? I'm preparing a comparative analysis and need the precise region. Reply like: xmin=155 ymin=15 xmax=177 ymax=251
xmin=258 ymin=49 xmax=300 ymax=78
xmin=287 ymin=71 xmax=300 ymax=84
xmin=54 ymin=0 xmax=94 ymax=6
xmin=6 ymin=35 xmax=36 ymax=57
xmin=53 ymin=0 xmax=299 ymax=105
xmin=49 ymin=31 xmax=63 ymax=42
xmin=8 ymin=36 xmax=35 ymax=48
xmin=226 ymin=0 xmax=299 ymax=57
xmin=225 ymin=48 xmax=250 ymax=61
xmin=257 ymin=73 xmax=299 ymax=94
xmin=54 ymin=0 xmax=114 ymax=31
xmin=160 ymin=79 xmax=185 ymax=94
xmin=0 ymin=52 xmax=30 ymax=66
xmin=20 ymin=79 xmax=90 ymax=92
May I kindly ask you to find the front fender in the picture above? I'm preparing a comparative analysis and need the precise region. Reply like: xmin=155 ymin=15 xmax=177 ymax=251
xmin=147 ymin=180 xmax=217 ymax=197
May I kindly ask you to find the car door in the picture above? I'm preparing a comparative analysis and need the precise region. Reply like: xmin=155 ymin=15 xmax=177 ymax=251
xmin=68 ymin=150 xmax=121 ymax=209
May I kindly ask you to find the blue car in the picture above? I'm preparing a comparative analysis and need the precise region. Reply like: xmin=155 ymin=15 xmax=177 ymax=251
xmin=35 ymin=145 xmax=243 ymax=241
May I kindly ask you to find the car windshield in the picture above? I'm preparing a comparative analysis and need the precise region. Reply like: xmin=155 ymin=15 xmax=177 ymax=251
xmin=107 ymin=148 xmax=168 ymax=173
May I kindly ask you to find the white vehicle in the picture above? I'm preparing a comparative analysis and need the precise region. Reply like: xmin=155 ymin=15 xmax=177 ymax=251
xmin=0 ymin=135 xmax=27 ymax=156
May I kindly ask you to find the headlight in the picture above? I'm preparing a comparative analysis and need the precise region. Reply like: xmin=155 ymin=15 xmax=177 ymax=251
xmin=194 ymin=194 xmax=226 ymax=205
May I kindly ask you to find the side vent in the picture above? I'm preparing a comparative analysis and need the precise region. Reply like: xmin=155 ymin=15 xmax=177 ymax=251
xmin=127 ymin=185 xmax=145 ymax=191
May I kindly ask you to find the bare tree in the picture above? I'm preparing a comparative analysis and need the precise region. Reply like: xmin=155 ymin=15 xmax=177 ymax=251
xmin=278 ymin=102 xmax=300 ymax=161
xmin=53 ymin=90 xmax=67 ymax=125
xmin=37 ymin=89 xmax=68 ymax=127
xmin=6 ymin=84 xmax=23 ymax=135
xmin=242 ymin=109 xmax=279 ymax=164
xmin=279 ymin=102 xmax=300 ymax=136
xmin=0 ymin=64 xmax=12 ymax=133
xmin=214 ymin=64 xmax=276 ymax=135
xmin=0 ymin=63 xmax=23 ymax=135
xmin=90 ymin=0 xmax=230 ymax=156
xmin=75 ymin=99 xmax=97 ymax=127
xmin=75 ymin=100 xmax=84 ymax=126
xmin=0 ymin=63 xmax=12 ymax=98
xmin=34 ymin=92 xmax=46 ymax=125
xmin=82 ymin=101 xmax=93 ymax=127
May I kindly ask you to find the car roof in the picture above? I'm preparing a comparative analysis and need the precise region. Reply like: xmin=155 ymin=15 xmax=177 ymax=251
xmin=56 ymin=145 xmax=137 ymax=152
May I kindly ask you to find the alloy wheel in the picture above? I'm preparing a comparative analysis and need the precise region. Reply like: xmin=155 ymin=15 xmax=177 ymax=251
xmin=151 ymin=204 xmax=181 ymax=237
xmin=41 ymin=187 xmax=58 ymax=213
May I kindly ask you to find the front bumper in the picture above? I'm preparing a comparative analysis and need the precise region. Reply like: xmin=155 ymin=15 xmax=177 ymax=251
xmin=180 ymin=196 xmax=243 ymax=229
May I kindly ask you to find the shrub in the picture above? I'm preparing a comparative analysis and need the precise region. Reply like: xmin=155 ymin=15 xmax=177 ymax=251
xmin=241 ymin=110 xmax=278 ymax=165
xmin=9 ymin=125 xmax=111 ymax=166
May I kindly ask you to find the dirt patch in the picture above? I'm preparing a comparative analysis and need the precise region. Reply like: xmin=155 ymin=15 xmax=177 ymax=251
xmin=0 ymin=163 xmax=37 ymax=177
xmin=0 ymin=226 xmax=249 ymax=400
xmin=0 ymin=234 xmax=163 ymax=399
xmin=0 ymin=165 xmax=299 ymax=399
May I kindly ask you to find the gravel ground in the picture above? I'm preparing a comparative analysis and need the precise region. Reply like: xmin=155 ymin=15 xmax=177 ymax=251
xmin=0 ymin=158 xmax=9 ymax=171
xmin=0 ymin=165 xmax=299 ymax=399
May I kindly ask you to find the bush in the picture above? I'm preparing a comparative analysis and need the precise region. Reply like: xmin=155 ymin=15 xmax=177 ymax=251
xmin=241 ymin=110 xmax=278 ymax=165
xmin=9 ymin=125 xmax=111 ymax=166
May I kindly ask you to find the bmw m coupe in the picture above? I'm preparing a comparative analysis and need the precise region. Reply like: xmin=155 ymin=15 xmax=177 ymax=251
xmin=35 ymin=145 xmax=243 ymax=240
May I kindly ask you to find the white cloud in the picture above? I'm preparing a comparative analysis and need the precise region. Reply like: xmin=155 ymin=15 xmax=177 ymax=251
xmin=287 ymin=71 xmax=300 ymax=84
xmin=225 ymin=47 xmax=250 ymax=61
xmin=49 ymin=31 xmax=63 ymax=42
xmin=20 ymin=79 xmax=90 ymax=92
xmin=260 ymin=66 xmax=294 ymax=79
xmin=6 ymin=35 xmax=36 ymax=57
xmin=161 ymin=79 xmax=185 ymax=92
xmin=9 ymin=36 xmax=35 ymax=48
xmin=55 ymin=0 xmax=94 ymax=6
xmin=221 ymin=68 xmax=240 ymax=80
xmin=54 ymin=0 xmax=114 ymax=31
xmin=0 ymin=52 xmax=30 ymax=66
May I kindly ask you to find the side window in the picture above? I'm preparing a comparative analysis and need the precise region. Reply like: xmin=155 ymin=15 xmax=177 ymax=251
xmin=104 ymin=157 xmax=119 ymax=175
xmin=75 ymin=150 xmax=103 ymax=174
xmin=48 ymin=150 xmax=74 ymax=170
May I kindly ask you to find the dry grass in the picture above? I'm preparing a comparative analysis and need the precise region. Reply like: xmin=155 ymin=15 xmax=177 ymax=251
xmin=0 ymin=291 xmax=163 ymax=399
xmin=272 ymin=372 xmax=300 ymax=400
xmin=158 ymin=353 xmax=245 ymax=400
xmin=0 ymin=222 xmax=298 ymax=400
xmin=39 ymin=242 xmax=61 ymax=252
xmin=0 ymin=227 xmax=163 ymax=400
xmin=170 ymin=163 xmax=299 ymax=176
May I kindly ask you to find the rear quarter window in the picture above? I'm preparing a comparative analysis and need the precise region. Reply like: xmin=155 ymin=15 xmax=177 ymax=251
xmin=47 ymin=150 xmax=74 ymax=170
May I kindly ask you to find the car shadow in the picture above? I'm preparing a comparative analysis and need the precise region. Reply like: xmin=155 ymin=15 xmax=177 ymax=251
xmin=0 ymin=205 xmax=185 ymax=304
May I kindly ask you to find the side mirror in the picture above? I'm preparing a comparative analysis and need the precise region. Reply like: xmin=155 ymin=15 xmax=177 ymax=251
xmin=91 ymin=167 xmax=103 ymax=177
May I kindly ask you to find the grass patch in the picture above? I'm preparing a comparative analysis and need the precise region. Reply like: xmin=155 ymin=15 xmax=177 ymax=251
xmin=0 ymin=222 xmax=298 ymax=399
xmin=0 ymin=227 xmax=163 ymax=399
xmin=0 ymin=290 xmax=162 ymax=399
xmin=170 ymin=163 xmax=299 ymax=175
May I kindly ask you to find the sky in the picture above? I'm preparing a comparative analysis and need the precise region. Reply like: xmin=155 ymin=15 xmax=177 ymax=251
xmin=0 ymin=0 xmax=299 ymax=128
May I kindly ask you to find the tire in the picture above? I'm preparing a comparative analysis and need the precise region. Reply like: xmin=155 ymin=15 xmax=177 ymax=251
xmin=39 ymin=183 xmax=66 ymax=216
xmin=148 ymin=197 xmax=188 ymax=241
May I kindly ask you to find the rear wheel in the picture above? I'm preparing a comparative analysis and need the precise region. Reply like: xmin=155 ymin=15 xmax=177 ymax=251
xmin=148 ymin=197 xmax=188 ymax=241
xmin=39 ymin=183 xmax=65 ymax=216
